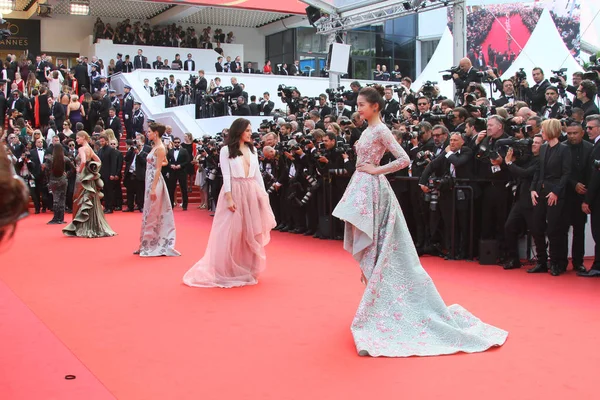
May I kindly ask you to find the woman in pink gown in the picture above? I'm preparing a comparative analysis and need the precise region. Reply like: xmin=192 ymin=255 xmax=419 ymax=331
xmin=183 ymin=118 xmax=276 ymax=288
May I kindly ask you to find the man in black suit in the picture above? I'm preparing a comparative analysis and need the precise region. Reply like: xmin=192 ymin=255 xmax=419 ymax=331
xmin=183 ymin=53 xmax=195 ymax=71
xmin=521 ymin=67 xmax=551 ymax=114
xmin=109 ymin=139 xmax=124 ymax=211
xmin=224 ymin=77 xmax=243 ymax=102
xmin=142 ymin=78 xmax=155 ymax=96
xmin=333 ymin=100 xmax=352 ymax=119
xmin=318 ymin=94 xmax=331 ymax=120
xmin=576 ymin=80 xmax=600 ymax=118
xmin=34 ymin=55 xmax=47 ymax=83
xmin=0 ymin=80 xmax=7 ymax=127
xmin=244 ymin=62 xmax=255 ymax=74
xmin=503 ymin=135 xmax=543 ymax=269
xmin=382 ymin=87 xmax=400 ymax=124
xmin=249 ymin=96 xmax=260 ymax=116
xmin=233 ymin=96 xmax=251 ymax=116
xmin=540 ymin=86 xmax=566 ymax=119
xmin=131 ymin=101 xmax=144 ymax=138
xmin=29 ymin=138 xmax=51 ymax=213
xmin=171 ymin=54 xmax=183 ymax=70
xmin=123 ymin=141 xmax=147 ymax=212
xmin=289 ymin=60 xmax=301 ymax=76
xmin=452 ymin=58 xmax=483 ymax=100
xmin=152 ymin=56 xmax=164 ymax=70
xmin=259 ymin=92 xmax=274 ymax=116
xmin=74 ymin=58 xmax=89 ymax=94
xmin=196 ymin=70 xmax=208 ymax=93
xmin=122 ymin=85 xmax=134 ymax=139
xmin=215 ymin=56 xmax=224 ymax=73
xmin=122 ymin=55 xmax=134 ymax=73
xmin=108 ymin=89 xmax=120 ymax=114
xmin=167 ymin=137 xmax=190 ymax=210
xmin=579 ymin=115 xmax=600 ymax=277
xmin=107 ymin=108 xmax=122 ymax=142
xmin=99 ymin=88 xmax=111 ymax=124
xmin=231 ymin=56 xmax=242 ymax=73
xmin=48 ymin=96 xmax=65 ymax=133
xmin=7 ymin=133 xmax=24 ymax=158
xmin=114 ymin=53 xmax=123 ymax=73
xmin=493 ymin=79 xmax=517 ymax=108
xmin=564 ymin=122 xmax=593 ymax=273
xmin=97 ymin=134 xmax=118 ymax=213
xmin=133 ymin=49 xmax=147 ymax=70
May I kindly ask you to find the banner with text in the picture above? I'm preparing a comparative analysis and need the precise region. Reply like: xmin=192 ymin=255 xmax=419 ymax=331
xmin=0 ymin=19 xmax=41 ymax=56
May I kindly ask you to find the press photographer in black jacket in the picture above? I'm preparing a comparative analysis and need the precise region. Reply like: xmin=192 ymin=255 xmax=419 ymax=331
xmin=503 ymin=135 xmax=544 ymax=270
xmin=521 ymin=67 xmax=551 ymax=114
xmin=419 ymin=132 xmax=476 ymax=259
xmin=452 ymin=58 xmax=483 ymax=101
xmin=529 ymin=119 xmax=572 ymax=276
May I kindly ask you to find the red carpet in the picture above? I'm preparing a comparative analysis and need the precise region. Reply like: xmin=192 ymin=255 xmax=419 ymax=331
xmin=481 ymin=15 xmax=531 ymax=64
xmin=1 ymin=210 xmax=599 ymax=399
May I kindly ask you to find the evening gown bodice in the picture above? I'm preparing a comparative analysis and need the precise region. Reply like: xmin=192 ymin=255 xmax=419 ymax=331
xmin=332 ymin=122 xmax=508 ymax=357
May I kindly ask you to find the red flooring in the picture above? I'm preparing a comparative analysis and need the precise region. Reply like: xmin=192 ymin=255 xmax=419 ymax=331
xmin=1 ymin=210 xmax=599 ymax=399
xmin=481 ymin=14 xmax=532 ymax=65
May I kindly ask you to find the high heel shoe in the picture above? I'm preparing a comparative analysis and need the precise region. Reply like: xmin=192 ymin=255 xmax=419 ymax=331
xmin=133 ymin=250 xmax=141 ymax=255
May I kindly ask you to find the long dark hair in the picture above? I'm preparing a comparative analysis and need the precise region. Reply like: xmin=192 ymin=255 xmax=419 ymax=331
xmin=51 ymin=143 xmax=65 ymax=177
xmin=226 ymin=117 xmax=255 ymax=158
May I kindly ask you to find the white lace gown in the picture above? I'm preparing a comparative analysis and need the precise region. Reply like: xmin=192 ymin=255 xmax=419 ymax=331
xmin=332 ymin=122 xmax=508 ymax=357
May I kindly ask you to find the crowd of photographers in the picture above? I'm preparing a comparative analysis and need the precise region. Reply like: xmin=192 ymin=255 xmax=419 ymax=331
xmin=186 ymin=54 xmax=600 ymax=278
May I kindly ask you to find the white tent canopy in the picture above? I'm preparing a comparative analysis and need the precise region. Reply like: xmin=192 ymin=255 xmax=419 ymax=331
xmin=501 ymin=8 xmax=583 ymax=81
xmin=413 ymin=26 xmax=455 ymax=98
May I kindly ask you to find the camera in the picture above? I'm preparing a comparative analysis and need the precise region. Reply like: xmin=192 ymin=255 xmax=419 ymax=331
xmin=549 ymin=68 xmax=567 ymax=84
xmin=441 ymin=66 xmax=461 ymax=81
xmin=415 ymin=150 xmax=433 ymax=166
xmin=423 ymin=175 xmax=454 ymax=211
xmin=277 ymin=84 xmax=297 ymax=98
xmin=515 ymin=68 xmax=527 ymax=82
xmin=421 ymin=81 xmax=438 ymax=97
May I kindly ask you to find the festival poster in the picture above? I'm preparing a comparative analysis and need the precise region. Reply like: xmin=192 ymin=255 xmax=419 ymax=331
xmin=447 ymin=0 xmax=580 ymax=74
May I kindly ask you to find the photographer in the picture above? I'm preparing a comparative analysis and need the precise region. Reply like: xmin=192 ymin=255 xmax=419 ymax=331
xmin=576 ymin=79 xmax=600 ymax=118
xmin=503 ymin=135 xmax=543 ymax=270
xmin=339 ymin=118 xmax=361 ymax=147
xmin=540 ymin=86 xmax=566 ymax=119
xmin=521 ymin=67 xmax=551 ymax=114
xmin=530 ymin=119 xmax=572 ymax=276
xmin=259 ymin=92 xmax=275 ymax=116
xmin=232 ymin=96 xmax=251 ymax=116
xmin=343 ymin=81 xmax=361 ymax=112
xmin=333 ymin=100 xmax=352 ymax=119
xmin=557 ymin=71 xmax=584 ymax=108
xmin=419 ymin=132 xmax=476 ymax=259
xmin=382 ymin=87 xmax=400 ymax=124
xmin=474 ymin=116 xmax=512 ymax=258
xmin=260 ymin=145 xmax=281 ymax=226
xmin=493 ymin=79 xmax=517 ymax=107
xmin=452 ymin=58 xmax=483 ymax=97
xmin=565 ymin=122 xmax=593 ymax=273
xmin=123 ymin=139 xmax=147 ymax=212
xmin=318 ymin=94 xmax=332 ymax=120
xmin=278 ymin=140 xmax=309 ymax=234
xmin=279 ymin=86 xmax=301 ymax=115
xmin=316 ymin=132 xmax=355 ymax=239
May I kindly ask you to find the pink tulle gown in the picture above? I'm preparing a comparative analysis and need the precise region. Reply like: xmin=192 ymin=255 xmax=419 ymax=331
xmin=183 ymin=146 xmax=276 ymax=288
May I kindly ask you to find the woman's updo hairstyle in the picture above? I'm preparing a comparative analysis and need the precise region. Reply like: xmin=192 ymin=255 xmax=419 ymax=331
xmin=359 ymin=84 xmax=385 ymax=113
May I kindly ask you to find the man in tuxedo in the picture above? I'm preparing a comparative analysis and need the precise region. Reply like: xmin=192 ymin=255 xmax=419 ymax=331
xmin=493 ymin=79 xmax=517 ymax=108
xmin=152 ymin=56 xmax=164 ymax=70
xmin=249 ymin=96 xmax=260 ymax=116
xmin=289 ymin=60 xmax=301 ymax=76
xmin=231 ymin=56 xmax=242 ymax=73
xmin=142 ymin=78 xmax=155 ymax=96
xmin=196 ymin=70 xmax=208 ymax=93
xmin=9 ymin=91 xmax=25 ymax=115
xmin=48 ymin=96 xmax=65 ymax=133
xmin=133 ymin=49 xmax=147 ymax=70
xmin=7 ymin=134 xmax=24 ymax=158
xmin=109 ymin=139 xmax=124 ymax=211
xmin=244 ymin=62 xmax=255 ymax=74
xmin=579 ymin=115 xmax=600 ymax=277
xmin=503 ymin=135 xmax=543 ymax=269
xmin=452 ymin=58 xmax=483 ymax=99
xmin=29 ymin=138 xmax=51 ymax=213
xmin=224 ymin=77 xmax=243 ymax=102
xmin=123 ymin=141 xmax=147 ymax=212
xmin=74 ymin=58 xmax=89 ymax=95
xmin=564 ymin=122 xmax=593 ymax=273
xmin=233 ymin=96 xmax=251 ymax=116
xmin=99 ymin=88 xmax=111 ymax=124
xmin=576 ymin=80 xmax=600 ymax=118
xmin=239 ymin=83 xmax=249 ymax=103
xmin=107 ymin=108 xmax=122 ymax=141
xmin=167 ymin=137 xmax=190 ymax=210
xmin=215 ymin=56 xmax=224 ymax=73
xmin=172 ymin=54 xmax=183 ymax=70
xmin=34 ymin=55 xmax=48 ymax=83
xmin=333 ymin=100 xmax=352 ymax=119
xmin=382 ymin=87 xmax=400 ymax=124
xmin=521 ymin=67 xmax=551 ymax=114
xmin=122 ymin=85 xmax=134 ymax=139
xmin=183 ymin=53 xmax=195 ymax=71
xmin=540 ymin=86 xmax=566 ymax=119
xmin=114 ymin=53 xmax=123 ymax=73
xmin=420 ymin=132 xmax=476 ymax=258
xmin=97 ymin=134 xmax=118 ymax=213
xmin=318 ymin=94 xmax=332 ymax=120
xmin=132 ymin=101 xmax=145 ymax=138
xmin=259 ymin=92 xmax=274 ymax=116
xmin=122 ymin=55 xmax=134 ymax=73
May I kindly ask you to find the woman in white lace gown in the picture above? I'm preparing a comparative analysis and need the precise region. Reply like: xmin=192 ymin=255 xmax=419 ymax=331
xmin=332 ymin=86 xmax=508 ymax=357
xmin=135 ymin=122 xmax=180 ymax=257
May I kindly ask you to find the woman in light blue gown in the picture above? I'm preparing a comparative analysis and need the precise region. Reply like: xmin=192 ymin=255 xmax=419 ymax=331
xmin=332 ymin=85 xmax=508 ymax=357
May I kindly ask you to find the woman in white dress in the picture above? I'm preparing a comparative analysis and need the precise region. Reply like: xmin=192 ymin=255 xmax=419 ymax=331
xmin=183 ymin=118 xmax=276 ymax=288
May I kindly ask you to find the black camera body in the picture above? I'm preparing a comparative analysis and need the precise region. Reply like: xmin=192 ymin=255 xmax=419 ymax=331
xmin=549 ymin=68 xmax=567 ymax=84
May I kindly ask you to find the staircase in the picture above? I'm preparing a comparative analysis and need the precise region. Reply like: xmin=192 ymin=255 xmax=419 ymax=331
xmin=23 ymin=111 xmax=203 ymax=211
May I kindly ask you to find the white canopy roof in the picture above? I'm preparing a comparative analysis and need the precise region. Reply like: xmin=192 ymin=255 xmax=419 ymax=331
xmin=413 ymin=26 xmax=456 ymax=99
